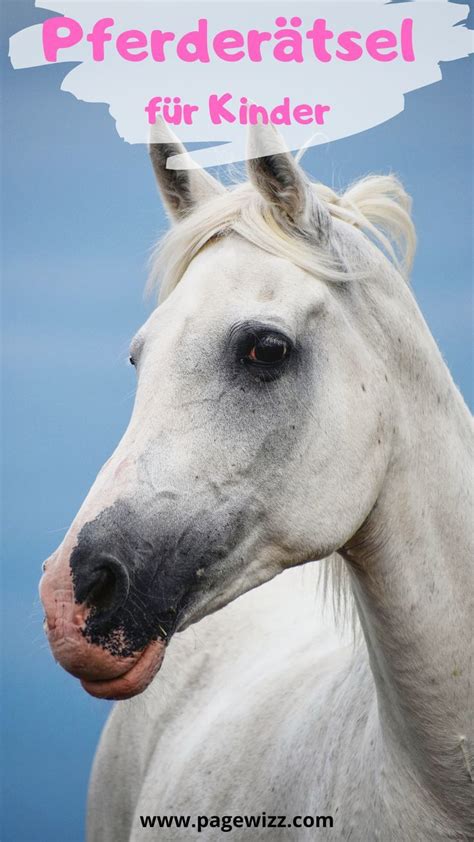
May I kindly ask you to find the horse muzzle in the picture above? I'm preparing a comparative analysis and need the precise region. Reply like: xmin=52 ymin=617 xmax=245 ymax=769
xmin=40 ymin=548 xmax=167 ymax=700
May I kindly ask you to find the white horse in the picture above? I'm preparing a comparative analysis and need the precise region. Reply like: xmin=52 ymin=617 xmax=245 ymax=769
xmin=40 ymin=122 xmax=473 ymax=841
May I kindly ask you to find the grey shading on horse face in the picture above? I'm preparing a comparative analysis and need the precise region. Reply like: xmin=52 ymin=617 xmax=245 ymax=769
xmin=70 ymin=498 xmax=260 ymax=654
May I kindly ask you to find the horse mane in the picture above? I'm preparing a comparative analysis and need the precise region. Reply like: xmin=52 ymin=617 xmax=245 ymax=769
xmin=148 ymin=170 xmax=416 ymax=634
xmin=149 ymin=171 xmax=416 ymax=303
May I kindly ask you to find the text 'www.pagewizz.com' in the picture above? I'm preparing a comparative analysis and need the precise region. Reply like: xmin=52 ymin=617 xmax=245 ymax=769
xmin=140 ymin=813 xmax=334 ymax=833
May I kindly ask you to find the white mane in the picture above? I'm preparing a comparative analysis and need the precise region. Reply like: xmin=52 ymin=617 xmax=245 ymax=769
xmin=149 ymin=172 xmax=416 ymax=303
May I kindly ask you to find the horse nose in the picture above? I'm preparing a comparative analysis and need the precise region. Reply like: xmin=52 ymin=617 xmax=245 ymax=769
xmin=75 ymin=555 xmax=130 ymax=628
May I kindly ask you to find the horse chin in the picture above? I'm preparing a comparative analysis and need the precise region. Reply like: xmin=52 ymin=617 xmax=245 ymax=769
xmin=80 ymin=638 xmax=167 ymax=700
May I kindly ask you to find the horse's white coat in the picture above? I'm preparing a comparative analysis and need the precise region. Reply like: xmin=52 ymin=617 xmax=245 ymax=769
xmin=83 ymin=129 xmax=472 ymax=840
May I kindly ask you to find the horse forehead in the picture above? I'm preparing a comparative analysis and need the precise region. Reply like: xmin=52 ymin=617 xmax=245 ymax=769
xmin=141 ymin=236 xmax=327 ymax=345
xmin=179 ymin=236 xmax=320 ymax=310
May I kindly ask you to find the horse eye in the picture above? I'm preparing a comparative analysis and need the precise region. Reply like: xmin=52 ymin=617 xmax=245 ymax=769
xmin=129 ymin=355 xmax=136 ymax=367
xmin=246 ymin=334 xmax=289 ymax=366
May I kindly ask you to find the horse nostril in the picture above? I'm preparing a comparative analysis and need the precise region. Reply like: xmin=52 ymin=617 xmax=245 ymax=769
xmin=86 ymin=568 xmax=116 ymax=611
xmin=78 ymin=556 xmax=130 ymax=619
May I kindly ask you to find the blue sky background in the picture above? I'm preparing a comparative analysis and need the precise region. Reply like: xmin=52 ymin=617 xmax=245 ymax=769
xmin=1 ymin=1 xmax=472 ymax=840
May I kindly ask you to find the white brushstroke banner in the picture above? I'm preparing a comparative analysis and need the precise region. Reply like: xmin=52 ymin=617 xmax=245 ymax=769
xmin=8 ymin=0 xmax=474 ymax=168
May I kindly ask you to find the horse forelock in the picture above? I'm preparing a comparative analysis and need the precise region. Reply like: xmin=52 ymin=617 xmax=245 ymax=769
xmin=148 ymin=171 xmax=416 ymax=305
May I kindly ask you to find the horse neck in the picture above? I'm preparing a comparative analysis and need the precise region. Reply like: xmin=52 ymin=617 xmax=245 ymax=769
xmin=342 ymin=291 xmax=473 ymax=821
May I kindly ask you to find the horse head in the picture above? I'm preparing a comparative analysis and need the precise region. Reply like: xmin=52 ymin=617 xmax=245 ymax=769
xmin=40 ymin=122 xmax=413 ymax=699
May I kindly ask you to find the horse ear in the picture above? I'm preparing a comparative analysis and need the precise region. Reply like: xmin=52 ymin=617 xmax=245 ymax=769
xmin=149 ymin=119 xmax=224 ymax=220
xmin=247 ymin=122 xmax=331 ymax=238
